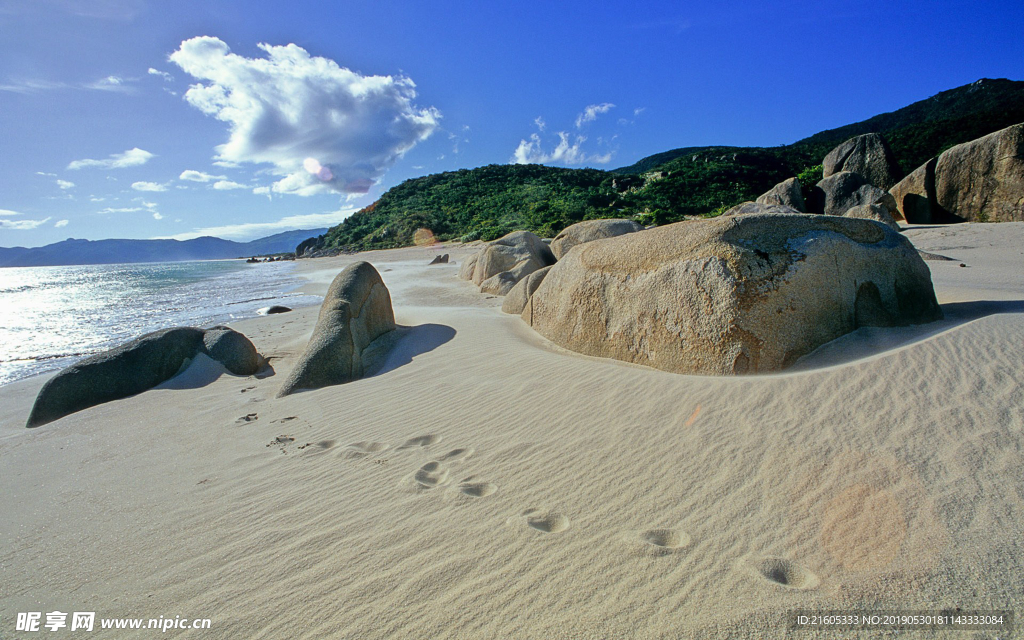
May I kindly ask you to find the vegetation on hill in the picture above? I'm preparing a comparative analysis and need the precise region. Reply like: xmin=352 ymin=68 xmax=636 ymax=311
xmin=318 ymin=78 xmax=1024 ymax=252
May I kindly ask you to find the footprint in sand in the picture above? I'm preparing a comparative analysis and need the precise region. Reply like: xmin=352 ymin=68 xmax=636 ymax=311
xmin=299 ymin=440 xmax=336 ymax=452
xmin=344 ymin=442 xmax=390 ymax=458
xmin=414 ymin=461 xmax=450 ymax=488
xmin=637 ymin=528 xmax=692 ymax=552
xmin=398 ymin=434 xmax=442 ymax=449
xmin=457 ymin=478 xmax=497 ymax=497
xmin=749 ymin=557 xmax=819 ymax=590
xmin=439 ymin=447 xmax=474 ymax=463
xmin=523 ymin=509 xmax=570 ymax=533
xmin=236 ymin=413 xmax=258 ymax=424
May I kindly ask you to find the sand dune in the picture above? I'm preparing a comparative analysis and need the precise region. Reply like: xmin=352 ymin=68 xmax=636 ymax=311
xmin=2 ymin=225 xmax=1022 ymax=638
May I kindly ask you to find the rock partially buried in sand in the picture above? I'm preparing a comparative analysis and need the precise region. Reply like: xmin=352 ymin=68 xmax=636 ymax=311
xmin=523 ymin=215 xmax=941 ymax=376
xmin=277 ymin=261 xmax=396 ymax=396
xmin=502 ymin=265 xmax=552 ymax=315
xmin=259 ymin=305 xmax=292 ymax=315
xmin=459 ymin=231 xmax=555 ymax=295
xmin=843 ymin=203 xmax=901 ymax=232
xmin=428 ymin=254 xmax=449 ymax=265
xmin=550 ymin=219 xmax=644 ymax=260
xmin=26 ymin=326 xmax=262 ymax=428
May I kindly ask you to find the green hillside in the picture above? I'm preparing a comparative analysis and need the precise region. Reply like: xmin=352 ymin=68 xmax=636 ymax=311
xmin=320 ymin=78 xmax=1024 ymax=252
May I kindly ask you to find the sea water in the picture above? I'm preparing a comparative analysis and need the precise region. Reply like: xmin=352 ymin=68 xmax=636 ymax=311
xmin=0 ymin=260 xmax=322 ymax=386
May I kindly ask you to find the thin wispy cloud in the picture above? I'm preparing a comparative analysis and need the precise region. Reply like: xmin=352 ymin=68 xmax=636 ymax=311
xmin=131 ymin=181 xmax=168 ymax=192
xmin=68 ymin=147 xmax=154 ymax=170
xmin=1 ymin=216 xmax=51 ymax=230
xmin=575 ymin=103 xmax=615 ymax=129
xmin=54 ymin=219 xmax=69 ymax=228
xmin=1 ymin=75 xmax=136 ymax=94
xmin=163 ymin=208 xmax=358 ymax=241
xmin=169 ymin=36 xmax=441 ymax=196
xmin=212 ymin=180 xmax=247 ymax=190
xmin=179 ymin=170 xmax=225 ymax=182
xmin=0 ymin=209 xmax=22 ymax=216
xmin=511 ymin=132 xmax=613 ymax=166
xmin=98 ymin=207 xmax=143 ymax=213
xmin=56 ymin=179 xmax=75 ymax=189
xmin=148 ymin=68 xmax=174 ymax=82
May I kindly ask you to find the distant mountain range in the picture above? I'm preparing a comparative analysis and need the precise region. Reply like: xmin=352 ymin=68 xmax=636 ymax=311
xmin=0 ymin=228 xmax=328 ymax=268
xmin=317 ymin=77 xmax=1024 ymax=249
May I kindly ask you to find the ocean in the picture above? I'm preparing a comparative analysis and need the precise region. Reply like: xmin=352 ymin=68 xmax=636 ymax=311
xmin=0 ymin=259 xmax=322 ymax=387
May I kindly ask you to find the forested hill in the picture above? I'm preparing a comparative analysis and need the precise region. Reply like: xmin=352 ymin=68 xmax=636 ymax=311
xmin=320 ymin=78 xmax=1024 ymax=252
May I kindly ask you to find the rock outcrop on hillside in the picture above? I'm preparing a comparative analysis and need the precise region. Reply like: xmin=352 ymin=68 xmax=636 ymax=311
xmin=522 ymin=215 xmax=941 ymax=376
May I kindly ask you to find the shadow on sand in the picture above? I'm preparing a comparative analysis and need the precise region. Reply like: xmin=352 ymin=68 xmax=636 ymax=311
xmin=368 ymin=323 xmax=457 ymax=379
xmin=790 ymin=298 xmax=1024 ymax=372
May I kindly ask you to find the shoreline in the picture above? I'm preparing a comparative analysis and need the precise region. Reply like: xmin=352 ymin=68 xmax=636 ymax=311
xmin=1 ymin=225 xmax=1022 ymax=638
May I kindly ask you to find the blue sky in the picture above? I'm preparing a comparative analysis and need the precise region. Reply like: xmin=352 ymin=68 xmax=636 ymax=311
xmin=1 ymin=0 xmax=1022 ymax=247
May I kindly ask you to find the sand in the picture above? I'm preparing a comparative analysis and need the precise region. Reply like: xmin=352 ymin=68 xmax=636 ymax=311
xmin=1 ymin=224 xmax=1022 ymax=638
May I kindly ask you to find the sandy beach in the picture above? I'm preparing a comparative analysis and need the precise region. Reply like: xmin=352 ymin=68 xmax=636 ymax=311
xmin=2 ymin=223 xmax=1022 ymax=638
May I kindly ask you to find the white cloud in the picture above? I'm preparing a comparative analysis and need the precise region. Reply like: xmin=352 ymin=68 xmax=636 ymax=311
xmin=36 ymin=171 xmax=57 ymax=177
xmin=131 ymin=181 xmax=168 ymax=192
xmin=163 ymin=208 xmax=357 ymax=241
xmin=89 ymin=196 xmax=106 ymax=202
xmin=0 ymin=209 xmax=21 ymax=216
xmin=99 ymin=207 xmax=142 ymax=213
xmin=152 ymin=212 xmax=164 ymax=220
xmin=212 ymin=180 xmax=247 ymax=190
xmin=534 ymin=116 xmax=546 ymax=131
xmin=179 ymin=169 xmax=225 ymax=182
xmin=634 ymin=107 xmax=647 ymax=116
xmin=139 ymin=201 xmax=158 ymax=209
xmin=54 ymin=219 xmax=69 ymax=228
xmin=0 ymin=217 xmax=51 ymax=230
xmin=68 ymin=147 xmax=154 ymax=170
xmin=148 ymin=68 xmax=174 ymax=82
xmin=169 ymin=36 xmax=440 ymax=196
xmin=85 ymin=75 xmax=133 ymax=92
xmin=56 ymin=179 xmax=75 ymax=189
xmin=511 ymin=132 xmax=613 ymax=166
xmin=575 ymin=103 xmax=615 ymax=129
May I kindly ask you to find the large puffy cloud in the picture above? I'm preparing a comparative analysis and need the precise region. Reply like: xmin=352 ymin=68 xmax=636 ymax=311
xmin=67 ymin=148 xmax=154 ymax=170
xmin=169 ymin=37 xmax=441 ymax=196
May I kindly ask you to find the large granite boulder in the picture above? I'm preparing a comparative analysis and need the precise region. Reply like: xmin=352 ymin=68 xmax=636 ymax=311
xmin=459 ymin=231 xmax=556 ymax=295
xmin=933 ymin=123 xmax=1024 ymax=222
xmin=809 ymin=171 xmax=899 ymax=219
xmin=890 ymin=124 xmax=1024 ymax=223
xmin=755 ymin=177 xmax=806 ymax=212
xmin=843 ymin=203 xmax=901 ymax=231
xmin=823 ymin=133 xmax=903 ymax=191
xmin=550 ymin=219 xmax=644 ymax=260
xmin=26 ymin=326 xmax=262 ymax=427
xmin=278 ymin=261 xmax=396 ymax=396
xmin=889 ymin=159 xmax=936 ymax=223
xmin=722 ymin=202 xmax=804 ymax=217
xmin=502 ymin=265 xmax=553 ymax=315
xmin=522 ymin=215 xmax=941 ymax=376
